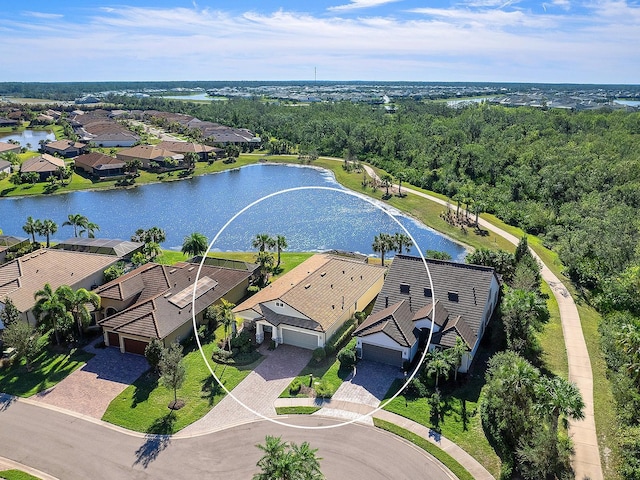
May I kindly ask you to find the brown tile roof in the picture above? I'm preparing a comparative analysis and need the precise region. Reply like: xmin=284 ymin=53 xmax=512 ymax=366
xmin=0 ymin=142 xmax=21 ymax=154
xmin=98 ymin=263 xmax=252 ymax=340
xmin=74 ymin=152 xmax=125 ymax=170
xmin=20 ymin=154 xmax=65 ymax=173
xmin=44 ymin=140 xmax=86 ymax=151
xmin=234 ymin=254 xmax=386 ymax=333
xmin=0 ymin=249 xmax=118 ymax=312
xmin=156 ymin=141 xmax=219 ymax=154
xmin=117 ymin=145 xmax=181 ymax=161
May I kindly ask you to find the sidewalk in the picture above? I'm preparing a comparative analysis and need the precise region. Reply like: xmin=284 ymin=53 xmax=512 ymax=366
xmin=275 ymin=397 xmax=494 ymax=480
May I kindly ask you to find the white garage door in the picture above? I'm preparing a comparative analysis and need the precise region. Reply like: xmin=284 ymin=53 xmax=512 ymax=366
xmin=362 ymin=343 xmax=403 ymax=367
xmin=281 ymin=328 xmax=319 ymax=350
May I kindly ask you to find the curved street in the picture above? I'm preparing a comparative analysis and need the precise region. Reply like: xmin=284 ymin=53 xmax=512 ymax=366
xmin=362 ymin=165 xmax=603 ymax=480
xmin=0 ymin=398 xmax=455 ymax=480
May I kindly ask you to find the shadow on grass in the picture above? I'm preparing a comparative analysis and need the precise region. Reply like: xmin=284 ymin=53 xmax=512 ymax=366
xmin=131 ymin=373 xmax=159 ymax=408
xmin=201 ymin=375 xmax=223 ymax=406
xmin=0 ymin=187 xmax=16 ymax=196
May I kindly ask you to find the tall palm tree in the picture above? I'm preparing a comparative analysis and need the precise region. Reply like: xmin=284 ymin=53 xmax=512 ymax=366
xmin=372 ymin=233 xmax=393 ymax=266
xmin=62 ymin=213 xmax=88 ymax=237
xmin=393 ymin=232 xmax=413 ymax=254
xmin=255 ymin=250 xmax=275 ymax=286
xmin=79 ymin=221 xmax=100 ymax=238
xmin=181 ymin=232 xmax=208 ymax=258
xmin=274 ymin=235 xmax=288 ymax=268
xmin=214 ymin=299 xmax=236 ymax=352
xmin=380 ymin=173 xmax=393 ymax=197
xmin=22 ymin=216 xmax=38 ymax=244
xmin=254 ymin=436 xmax=323 ymax=480
xmin=56 ymin=286 xmax=100 ymax=340
xmin=38 ymin=219 xmax=57 ymax=248
xmin=33 ymin=283 xmax=73 ymax=345
xmin=535 ymin=376 xmax=585 ymax=436
xmin=252 ymin=233 xmax=275 ymax=252
xmin=426 ymin=349 xmax=453 ymax=387
xmin=450 ymin=336 xmax=468 ymax=381
xmin=143 ymin=241 xmax=161 ymax=260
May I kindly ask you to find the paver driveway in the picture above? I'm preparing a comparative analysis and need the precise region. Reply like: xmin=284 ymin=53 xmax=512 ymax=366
xmin=34 ymin=339 xmax=149 ymax=419
xmin=180 ymin=344 xmax=311 ymax=435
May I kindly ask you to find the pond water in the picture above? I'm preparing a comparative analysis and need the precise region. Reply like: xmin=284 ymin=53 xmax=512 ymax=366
xmin=161 ymin=93 xmax=224 ymax=101
xmin=0 ymin=129 xmax=55 ymax=150
xmin=614 ymin=99 xmax=640 ymax=107
xmin=0 ymin=164 xmax=466 ymax=260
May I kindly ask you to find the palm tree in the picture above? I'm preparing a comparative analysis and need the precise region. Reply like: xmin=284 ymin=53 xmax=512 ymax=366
xmin=396 ymin=170 xmax=407 ymax=197
xmin=255 ymin=250 xmax=275 ymax=286
xmin=380 ymin=173 xmax=393 ymax=197
xmin=449 ymin=336 xmax=468 ymax=382
xmin=56 ymin=286 xmax=100 ymax=340
xmin=37 ymin=219 xmax=57 ymax=248
xmin=181 ymin=232 xmax=208 ymax=258
xmin=426 ymin=349 xmax=453 ymax=387
xmin=183 ymin=151 xmax=199 ymax=171
xmin=33 ymin=283 xmax=73 ymax=345
xmin=274 ymin=235 xmax=288 ymax=269
xmin=62 ymin=213 xmax=88 ymax=237
xmin=252 ymin=233 xmax=275 ymax=252
xmin=393 ymin=232 xmax=413 ymax=254
xmin=254 ymin=436 xmax=323 ymax=480
xmin=125 ymin=159 xmax=142 ymax=175
xmin=79 ymin=221 xmax=100 ymax=238
xmin=143 ymin=241 xmax=161 ymax=260
xmin=372 ymin=233 xmax=393 ymax=266
xmin=214 ymin=299 xmax=236 ymax=352
xmin=22 ymin=216 xmax=38 ymax=244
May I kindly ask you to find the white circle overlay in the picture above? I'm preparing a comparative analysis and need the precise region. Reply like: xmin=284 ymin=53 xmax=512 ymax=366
xmin=191 ymin=185 xmax=436 ymax=430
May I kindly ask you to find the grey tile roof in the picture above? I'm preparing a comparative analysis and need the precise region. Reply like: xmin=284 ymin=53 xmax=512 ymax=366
xmin=366 ymin=255 xmax=498 ymax=350
xmin=353 ymin=299 xmax=416 ymax=346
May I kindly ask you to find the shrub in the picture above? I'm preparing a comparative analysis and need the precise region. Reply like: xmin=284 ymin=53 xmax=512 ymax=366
xmin=337 ymin=345 xmax=357 ymax=369
xmin=289 ymin=379 xmax=302 ymax=395
xmin=312 ymin=347 xmax=326 ymax=363
xmin=144 ymin=338 xmax=164 ymax=374
xmin=211 ymin=346 xmax=233 ymax=363
xmin=230 ymin=330 xmax=252 ymax=354
xmin=314 ymin=380 xmax=332 ymax=399
xmin=324 ymin=319 xmax=356 ymax=356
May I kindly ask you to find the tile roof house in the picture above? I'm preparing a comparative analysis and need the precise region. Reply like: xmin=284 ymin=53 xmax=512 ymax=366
xmin=20 ymin=154 xmax=65 ymax=181
xmin=0 ymin=235 xmax=30 ymax=263
xmin=156 ymin=140 xmax=222 ymax=161
xmin=0 ymin=159 xmax=11 ymax=175
xmin=74 ymin=152 xmax=125 ymax=178
xmin=116 ymin=145 xmax=184 ymax=170
xmin=234 ymin=254 xmax=386 ymax=350
xmin=0 ymin=141 xmax=21 ymax=155
xmin=96 ymin=261 xmax=253 ymax=354
xmin=0 ymin=249 xmax=119 ymax=326
xmin=42 ymin=140 xmax=88 ymax=158
xmin=353 ymin=255 xmax=500 ymax=370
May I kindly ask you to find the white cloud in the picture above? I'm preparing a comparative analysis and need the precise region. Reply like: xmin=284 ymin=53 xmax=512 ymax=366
xmin=329 ymin=0 xmax=401 ymax=12
xmin=21 ymin=11 xmax=64 ymax=19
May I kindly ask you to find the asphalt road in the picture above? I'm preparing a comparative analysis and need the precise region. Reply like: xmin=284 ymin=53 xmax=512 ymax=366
xmin=0 ymin=400 xmax=454 ymax=480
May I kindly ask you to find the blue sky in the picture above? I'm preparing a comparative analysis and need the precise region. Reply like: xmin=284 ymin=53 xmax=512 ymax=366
xmin=1 ymin=0 xmax=638 ymax=83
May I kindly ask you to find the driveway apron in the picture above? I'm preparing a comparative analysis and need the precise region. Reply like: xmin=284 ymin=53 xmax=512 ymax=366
xmin=179 ymin=344 xmax=311 ymax=435
xmin=33 ymin=339 xmax=149 ymax=419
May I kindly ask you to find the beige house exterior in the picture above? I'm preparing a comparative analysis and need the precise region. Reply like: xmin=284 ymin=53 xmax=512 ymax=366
xmin=234 ymin=254 xmax=386 ymax=350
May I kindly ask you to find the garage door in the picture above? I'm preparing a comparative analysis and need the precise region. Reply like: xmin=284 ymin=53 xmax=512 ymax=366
xmin=362 ymin=343 xmax=403 ymax=367
xmin=123 ymin=338 xmax=148 ymax=355
xmin=281 ymin=328 xmax=319 ymax=350
xmin=107 ymin=332 xmax=120 ymax=348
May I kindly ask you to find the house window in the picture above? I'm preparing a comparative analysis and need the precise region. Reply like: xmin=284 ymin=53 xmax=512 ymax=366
xmin=424 ymin=287 xmax=432 ymax=297
xmin=448 ymin=291 xmax=459 ymax=302
xmin=400 ymin=283 xmax=410 ymax=294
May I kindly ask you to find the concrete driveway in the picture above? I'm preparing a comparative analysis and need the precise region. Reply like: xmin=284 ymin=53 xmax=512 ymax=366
xmin=33 ymin=340 xmax=149 ymax=419
xmin=316 ymin=360 xmax=402 ymax=423
xmin=180 ymin=344 xmax=311 ymax=435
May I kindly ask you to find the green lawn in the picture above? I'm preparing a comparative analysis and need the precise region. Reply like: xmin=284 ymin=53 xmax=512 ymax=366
xmin=101 ymin=338 xmax=263 ymax=434
xmin=0 ymin=470 xmax=42 ymax=480
xmin=536 ymin=281 xmax=568 ymax=379
xmin=373 ymin=418 xmax=475 ymax=480
xmin=0 ymin=348 xmax=93 ymax=397
xmin=381 ymin=348 xmax=501 ymax=478
xmin=275 ymin=406 xmax=321 ymax=415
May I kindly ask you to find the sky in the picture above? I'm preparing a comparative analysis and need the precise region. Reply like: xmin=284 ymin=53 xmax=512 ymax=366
xmin=1 ymin=0 xmax=639 ymax=84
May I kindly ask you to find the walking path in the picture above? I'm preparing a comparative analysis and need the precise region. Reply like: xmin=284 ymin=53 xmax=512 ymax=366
xmin=362 ymin=165 xmax=603 ymax=480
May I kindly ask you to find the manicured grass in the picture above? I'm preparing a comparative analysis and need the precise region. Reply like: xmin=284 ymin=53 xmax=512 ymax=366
xmin=102 ymin=339 xmax=263 ymax=434
xmin=275 ymin=406 xmax=321 ymax=415
xmin=279 ymin=355 xmax=351 ymax=399
xmin=537 ymin=281 xmax=568 ymax=379
xmin=0 ymin=470 xmax=41 ymax=480
xmin=381 ymin=365 xmax=501 ymax=477
xmin=373 ymin=418 xmax=475 ymax=480
xmin=0 ymin=348 xmax=93 ymax=397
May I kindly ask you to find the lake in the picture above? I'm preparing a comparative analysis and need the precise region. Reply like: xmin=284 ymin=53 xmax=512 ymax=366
xmin=0 ymin=164 xmax=466 ymax=260
xmin=0 ymin=129 xmax=55 ymax=150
